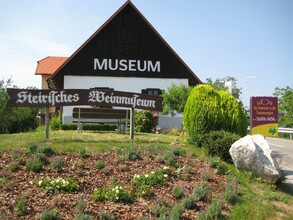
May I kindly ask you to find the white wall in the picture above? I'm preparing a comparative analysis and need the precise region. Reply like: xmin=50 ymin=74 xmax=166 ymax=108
xmin=64 ymin=76 xmax=188 ymax=92
xmin=62 ymin=76 xmax=188 ymax=124
xmin=158 ymin=115 xmax=184 ymax=131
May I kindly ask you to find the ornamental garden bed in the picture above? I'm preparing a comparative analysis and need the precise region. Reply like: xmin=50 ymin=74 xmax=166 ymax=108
xmin=0 ymin=142 xmax=235 ymax=220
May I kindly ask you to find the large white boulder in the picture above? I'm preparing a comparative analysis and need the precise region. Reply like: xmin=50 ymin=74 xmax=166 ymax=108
xmin=229 ymin=134 xmax=281 ymax=183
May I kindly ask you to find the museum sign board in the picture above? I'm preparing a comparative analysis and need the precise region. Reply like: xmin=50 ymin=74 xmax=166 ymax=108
xmin=7 ymin=88 xmax=163 ymax=111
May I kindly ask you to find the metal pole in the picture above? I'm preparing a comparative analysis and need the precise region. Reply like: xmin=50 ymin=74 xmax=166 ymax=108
xmin=130 ymin=108 xmax=134 ymax=139
xmin=45 ymin=107 xmax=49 ymax=139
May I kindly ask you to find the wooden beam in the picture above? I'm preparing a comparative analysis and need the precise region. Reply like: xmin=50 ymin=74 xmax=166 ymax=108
xmin=45 ymin=107 xmax=49 ymax=139
xmin=130 ymin=108 xmax=134 ymax=139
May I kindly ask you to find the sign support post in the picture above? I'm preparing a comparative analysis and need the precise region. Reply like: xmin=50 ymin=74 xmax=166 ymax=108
xmin=45 ymin=107 xmax=49 ymax=140
xmin=125 ymin=110 xmax=129 ymax=135
xmin=130 ymin=108 xmax=134 ymax=139
xmin=77 ymin=108 xmax=82 ymax=134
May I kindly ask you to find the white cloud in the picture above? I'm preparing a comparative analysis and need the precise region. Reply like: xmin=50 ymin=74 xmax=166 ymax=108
xmin=0 ymin=24 xmax=73 ymax=88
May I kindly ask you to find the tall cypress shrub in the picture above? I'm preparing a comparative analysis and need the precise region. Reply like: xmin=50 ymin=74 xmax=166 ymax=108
xmin=183 ymin=85 xmax=247 ymax=143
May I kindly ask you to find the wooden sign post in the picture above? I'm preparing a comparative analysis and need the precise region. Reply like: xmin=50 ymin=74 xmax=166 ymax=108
xmin=45 ymin=107 xmax=49 ymax=140
xmin=130 ymin=108 xmax=134 ymax=139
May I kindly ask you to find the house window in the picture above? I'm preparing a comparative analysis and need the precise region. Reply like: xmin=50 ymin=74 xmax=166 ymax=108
xmin=141 ymin=88 xmax=162 ymax=96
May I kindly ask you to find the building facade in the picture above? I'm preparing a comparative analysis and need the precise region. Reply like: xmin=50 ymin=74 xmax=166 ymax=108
xmin=35 ymin=1 xmax=202 ymax=128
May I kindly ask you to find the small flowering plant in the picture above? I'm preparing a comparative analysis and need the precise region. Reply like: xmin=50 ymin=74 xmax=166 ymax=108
xmin=93 ymin=185 xmax=133 ymax=203
xmin=134 ymin=111 xmax=159 ymax=133
xmin=37 ymin=177 xmax=79 ymax=194
xmin=132 ymin=167 xmax=170 ymax=197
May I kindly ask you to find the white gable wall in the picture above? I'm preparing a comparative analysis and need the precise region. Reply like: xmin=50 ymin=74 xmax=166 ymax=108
xmin=63 ymin=75 xmax=188 ymax=126
xmin=64 ymin=76 xmax=188 ymax=92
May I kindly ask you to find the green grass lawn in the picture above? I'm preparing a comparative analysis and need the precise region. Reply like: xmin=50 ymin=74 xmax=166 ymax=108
xmin=0 ymin=127 xmax=292 ymax=219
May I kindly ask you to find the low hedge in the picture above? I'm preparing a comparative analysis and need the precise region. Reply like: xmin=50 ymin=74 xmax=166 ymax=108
xmin=195 ymin=130 xmax=240 ymax=163
xmin=61 ymin=124 xmax=117 ymax=131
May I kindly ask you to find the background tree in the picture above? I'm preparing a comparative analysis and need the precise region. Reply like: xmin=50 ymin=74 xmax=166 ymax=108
xmin=184 ymin=84 xmax=247 ymax=143
xmin=0 ymin=78 xmax=39 ymax=134
xmin=162 ymin=83 xmax=192 ymax=116
xmin=206 ymin=76 xmax=242 ymax=103
xmin=273 ymin=86 xmax=293 ymax=128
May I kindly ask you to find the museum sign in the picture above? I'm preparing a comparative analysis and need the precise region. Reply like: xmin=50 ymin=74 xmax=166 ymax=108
xmin=7 ymin=88 xmax=163 ymax=111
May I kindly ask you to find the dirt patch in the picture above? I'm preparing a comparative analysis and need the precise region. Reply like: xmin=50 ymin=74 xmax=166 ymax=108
xmin=0 ymin=147 xmax=230 ymax=219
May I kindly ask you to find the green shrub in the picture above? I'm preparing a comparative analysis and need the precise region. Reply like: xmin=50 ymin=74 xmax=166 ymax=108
xmin=169 ymin=204 xmax=184 ymax=220
xmin=181 ymin=196 xmax=196 ymax=209
xmin=38 ymin=178 xmax=79 ymax=194
xmin=41 ymin=208 xmax=60 ymax=220
xmin=27 ymin=159 xmax=43 ymax=173
xmin=203 ymin=130 xmax=240 ymax=163
xmin=61 ymin=124 xmax=78 ymax=130
xmin=133 ymin=167 xmax=170 ymax=187
xmin=74 ymin=213 xmax=94 ymax=220
xmin=124 ymin=146 xmax=141 ymax=161
xmin=0 ymin=177 xmax=8 ymax=184
xmin=215 ymin=163 xmax=229 ymax=175
xmin=172 ymin=147 xmax=186 ymax=156
xmin=176 ymin=166 xmax=193 ymax=180
xmin=61 ymin=124 xmax=117 ymax=131
xmin=75 ymin=198 xmax=87 ymax=215
xmin=0 ymin=79 xmax=39 ymax=134
xmin=133 ymin=167 xmax=170 ymax=198
xmin=78 ymin=147 xmax=87 ymax=158
xmin=92 ymin=187 xmax=108 ymax=201
xmin=96 ymin=160 xmax=105 ymax=170
xmin=163 ymin=152 xmax=179 ymax=168
xmin=83 ymin=124 xmax=117 ymax=131
xmin=28 ymin=142 xmax=38 ymax=154
xmin=51 ymin=157 xmax=64 ymax=170
xmin=224 ymin=180 xmax=238 ymax=204
xmin=198 ymin=200 xmax=222 ymax=220
xmin=209 ymin=157 xmax=229 ymax=174
xmin=11 ymin=152 xmax=21 ymax=160
xmin=98 ymin=212 xmax=116 ymax=220
xmin=134 ymin=110 xmax=158 ymax=133
xmin=9 ymin=162 xmax=20 ymax=172
xmin=193 ymin=182 xmax=210 ymax=201
xmin=50 ymin=115 xmax=61 ymax=130
xmin=93 ymin=185 xmax=133 ymax=203
xmin=200 ymin=170 xmax=210 ymax=181
xmin=195 ymin=130 xmax=240 ymax=163
xmin=172 ymin=186 xmax=184 ymax=199
xmin=38 ymin=144 xmax=55 ymax=157
xmin=15 ymin=198 xmax=27 ymax=216
xmin=150 ymin=201 xmax=170 ymax=218
xmin=34 ymin=152 xmax=47 ymax=164
xmin=184 ymin=84 xmax=247 ymax=143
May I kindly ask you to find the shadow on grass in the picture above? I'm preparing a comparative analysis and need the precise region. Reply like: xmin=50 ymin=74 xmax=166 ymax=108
xmin=277 ymin=170 xmax=293 ymax=196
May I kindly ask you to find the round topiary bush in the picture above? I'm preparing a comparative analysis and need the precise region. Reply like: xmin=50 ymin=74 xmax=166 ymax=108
xmin=183 ymin=84 xmax=247 ymax=143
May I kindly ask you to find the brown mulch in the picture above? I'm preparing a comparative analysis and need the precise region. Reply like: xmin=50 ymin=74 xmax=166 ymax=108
xmin=0 ymin=147 xmax=228 ymax=219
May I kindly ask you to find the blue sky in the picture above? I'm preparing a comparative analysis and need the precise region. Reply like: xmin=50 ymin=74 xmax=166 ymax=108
xmin=0 ymin=0 xmax=292 ymax=106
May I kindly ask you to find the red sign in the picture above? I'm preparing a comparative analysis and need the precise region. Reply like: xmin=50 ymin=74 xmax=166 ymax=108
xmin=250 ymin=97 xmax=278 ymax=136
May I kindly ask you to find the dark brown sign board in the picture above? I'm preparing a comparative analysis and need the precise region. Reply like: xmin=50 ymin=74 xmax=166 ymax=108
xmin=7 ymin=88 xmax=163 ymax=111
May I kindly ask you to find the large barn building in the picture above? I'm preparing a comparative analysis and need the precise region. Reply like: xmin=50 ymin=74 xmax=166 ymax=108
xmin=35 ymin=1 xmax=202 ymax=129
